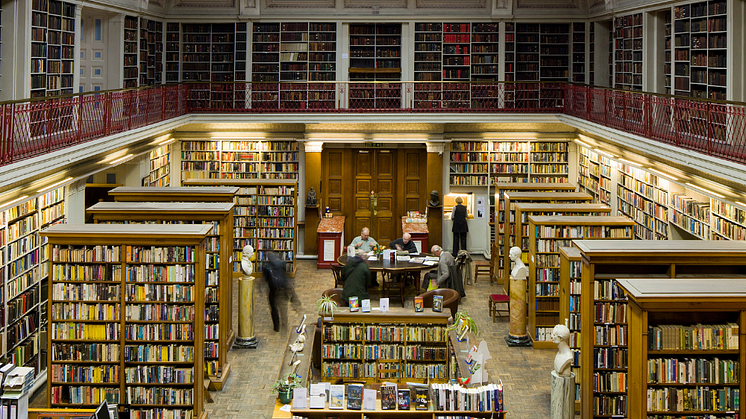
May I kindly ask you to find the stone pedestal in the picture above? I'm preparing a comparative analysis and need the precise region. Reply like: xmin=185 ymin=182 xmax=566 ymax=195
xmin=234 ymin=275 xmax=258 ymax=349
xmin=550 ymin=370 xmax=575 ymax=419
xmin=505 ymin=277 xmax=532 ymax=347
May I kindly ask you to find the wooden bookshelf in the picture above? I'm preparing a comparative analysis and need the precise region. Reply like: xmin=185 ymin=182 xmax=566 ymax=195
xmin=109 ymin=186 xmax=238 ymax=203
xmin=180 ymin=139 xmax=298 ymax=181
xmin=182 ymin=23 xmax=241 ymax=107
xmin=494 ymin=183 xmax=577 ymax=284
xmin=618 ymin=278 xmax=745 ymax=418
xmin=43 ymin=224 xmax=208 ymax=418
xmin=182 ymin=179 xmax=297 ymax=276
xmin=710 ymin=200 xmax=746 ymax=241
xmin=123 ymin=16 xmax=139 ymax=89
xmin=143 ymin=144 xmax=171 ymax=187
xmin=449 ymin=141 xmax=489 ymax=187
xmin=671 ymin=192 xmax=710 ymax=239
xmin=572 ymin=22 xmax=586 ymax=83
xmin=514 ymin=203 xmax=610 ymax=258
xmin=613 ymin=13 xmax=643 ymax=91
xmin=319 ymin=308 xmax=450 ymax=385
xmin=577 ymin=147 xmax=613 ymax=206
xmin=87 ymin=202 xmax=235 ymax=390
xmin=664 ymin=10 xmax=672 ymax=95
xmin=616 ymin=164 xmax=670 ymax=240
xmin=576 ymin=240 xmax=746 ymax=419
xmin=527 ymin=216 xmax=634 ymax=348
xmin=559 ymin=246 xmax=582 ymax=412
xmin=139 ymin=18 xmax=163 ymax=86
xmin=501 ymin=192 xmax=592 ymax=285
xmin=165 ymin=22 xmax=180 ymax=83
xmin=349 ymin=23 xmax=402 ymax=109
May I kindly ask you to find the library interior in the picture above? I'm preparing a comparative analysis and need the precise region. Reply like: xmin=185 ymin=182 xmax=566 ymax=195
xmin=1 ymin=0 xmax=746 ymax=418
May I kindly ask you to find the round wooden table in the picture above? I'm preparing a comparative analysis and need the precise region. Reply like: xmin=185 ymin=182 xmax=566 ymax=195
xmin=336 ymin=254 xmax=435 ymax=295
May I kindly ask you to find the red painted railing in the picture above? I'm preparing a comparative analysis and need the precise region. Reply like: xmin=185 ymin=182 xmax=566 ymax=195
xmin=1 ymin=82 xmax=745 ymax=167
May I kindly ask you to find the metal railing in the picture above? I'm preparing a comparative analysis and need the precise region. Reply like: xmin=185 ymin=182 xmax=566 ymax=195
xmin=1 ymin=81 xmax=745 ymax=167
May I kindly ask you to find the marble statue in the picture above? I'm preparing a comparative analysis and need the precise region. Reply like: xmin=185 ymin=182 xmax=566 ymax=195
xmin=241 ymin=244 xmax=255 ymax=276
xmin=428 ymin=190 xmax=440 ymax=207
xmin=509 ymin=246 xmax=527 ymax=281
xmin=306 ymin=187 xmax=317 ymax=206
xmin=551 ymin=324 xmax=573 ymax=377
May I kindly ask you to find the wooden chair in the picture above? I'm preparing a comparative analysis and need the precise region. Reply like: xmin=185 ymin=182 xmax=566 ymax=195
xmin=416 ymin=288 xmax=459 ymax=319
xmin=330 ymin=262 xmax=344 ymax=287
xmin=489 ymin=279 xmax=510 ymax=322
xmin=474 ymin=260 xmax=492 ymax=283
xmin=382 ymin=272 xmax=405 ymax=306
xmin=321 ymin=288 xmax=346 ymax=307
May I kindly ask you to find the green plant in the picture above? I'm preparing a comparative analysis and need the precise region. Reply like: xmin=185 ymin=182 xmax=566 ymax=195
xmin=448 ymin=310 xmax=479 ymax=336
xmin=317 ymin=295 xmax=338 ymax=316
xmin=273 ymin=372 xmax=304 ymax=395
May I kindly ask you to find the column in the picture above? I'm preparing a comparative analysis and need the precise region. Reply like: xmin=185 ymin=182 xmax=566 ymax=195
xmin=304 ymin=141 xmax=322 ymax=257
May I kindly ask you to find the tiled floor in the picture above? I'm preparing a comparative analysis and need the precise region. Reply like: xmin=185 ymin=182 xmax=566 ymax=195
xmin=33 ymin=259 xmax=557 ymax=418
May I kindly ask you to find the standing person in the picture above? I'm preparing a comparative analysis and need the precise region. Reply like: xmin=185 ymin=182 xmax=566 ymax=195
xmin=341 ymin=250 xmax=372 ymax=301
xmin=263 ymin=251 xmax=301 ymax=332
xmin=389 ymin=232 xmax=417 ymax=253
xmin=451 ymin=196 xmax=469 ymax=255
xmin=350 ymin=227 xmax=378 ymax=252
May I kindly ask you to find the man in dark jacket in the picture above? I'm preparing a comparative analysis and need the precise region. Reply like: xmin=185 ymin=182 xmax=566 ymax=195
xmin=451 ymin=196 xmax=469 ymax=255
xmin=389 ymin=233 xmax=418 ymax=253
xmin=263 ymin=251 xmax=301 ymax=332
xmin=341 ymin=250 xmax=372 ymax=301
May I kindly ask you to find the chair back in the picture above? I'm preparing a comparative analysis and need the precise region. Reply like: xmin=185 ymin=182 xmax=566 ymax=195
xmin=416 ymin=288 xmax=459 ymax=318
xmin=321 ymin=288 xmax=346 ymax=307
xmin=330 ymin=262 xmax=344 ymax=287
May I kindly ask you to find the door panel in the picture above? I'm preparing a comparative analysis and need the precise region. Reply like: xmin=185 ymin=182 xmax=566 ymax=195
xmin=325 ymin=150 xmax=346 ymax=213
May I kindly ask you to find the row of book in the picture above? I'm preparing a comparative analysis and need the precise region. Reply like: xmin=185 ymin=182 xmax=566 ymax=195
xmin=648 ymin=323 xmax=739 ymax=351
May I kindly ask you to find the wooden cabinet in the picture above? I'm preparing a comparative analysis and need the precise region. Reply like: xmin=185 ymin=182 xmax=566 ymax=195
xmin=527 ymin=215 xmax=634 ymax=348
xmin=617 ymin=278 xmax=745 ymax=418
xmin=559 ymin=246 xmax=582 ymax=411
xmin=43 ymin=224 xmax=209 ymax=419
xmin=576 ymin=240 xmax=746 ymax=419
xmin=108 ymin=186 xmax=238 ymax=203
xmin=87 ymin=202 xmax=235 ymax=390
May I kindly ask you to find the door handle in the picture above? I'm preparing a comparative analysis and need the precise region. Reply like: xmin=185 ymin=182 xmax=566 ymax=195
xmin=370 ymin=191 xmax=378 ymax=216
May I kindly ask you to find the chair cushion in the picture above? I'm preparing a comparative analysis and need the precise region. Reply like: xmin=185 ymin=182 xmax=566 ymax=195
xmin=490 ymin=294 xmax=510 ymax=302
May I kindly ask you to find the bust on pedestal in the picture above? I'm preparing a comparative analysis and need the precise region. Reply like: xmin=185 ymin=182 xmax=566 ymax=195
xmin=505 ymin=247 xmax=532 ymax=347
xmin=550 ymin=324 xmax=575 ymax=419
xmin=234 ymin=245 xmax=258 ymax=349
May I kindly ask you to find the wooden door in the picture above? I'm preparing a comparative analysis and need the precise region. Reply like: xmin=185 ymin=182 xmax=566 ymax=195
xmin=353 ymin=149 xmax=396 ymax=245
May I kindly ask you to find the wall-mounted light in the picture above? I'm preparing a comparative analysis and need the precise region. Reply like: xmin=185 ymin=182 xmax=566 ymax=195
xmin=648 ymin=168 xmax=678 ymax=181
xmin=0 ymin=195 xmax=30 ymax=209
xmin=618 ymin=158 xmax=642 ymax=167
xmin=736 ymin=201 xmax=746 ymax=209
xmin=37 ymin=177 xmax=74 ymax=193
xmin=211 ymin=135 xmax=266 ymax=139
xmin=157 ymin=138 xmax=176 ymax=146
xmin=108 ymin=154 xmax=134 ymax=166
xmin=574 ymin=139 xmax=591 ymax=148
xmin=685 ymin=182 xmax=725 ymax=198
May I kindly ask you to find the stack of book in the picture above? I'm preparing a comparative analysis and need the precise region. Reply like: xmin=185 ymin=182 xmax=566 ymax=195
xmin=430 ymin=382 xmax=504 ymax=411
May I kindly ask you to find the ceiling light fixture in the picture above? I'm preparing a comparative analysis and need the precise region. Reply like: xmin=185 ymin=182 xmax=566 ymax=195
xmin=648 ymin=168 xmax=678 ymax=180
xmin=618 ymin=158 xmax=642 ymax=167
xmin=685 ymin=182 xmax=725 ymax=198
xmin=37 ymin=177 xmax=74 ymax=193
xmin=574 ymin=139 xmax=591 ymax=148
xmin=0 ymin=195 xmax=30 ymax=209
xmin=109 ymin=154 xmax=134 ymax=165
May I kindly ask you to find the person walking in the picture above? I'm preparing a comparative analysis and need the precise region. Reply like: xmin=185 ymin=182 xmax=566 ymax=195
xmin=263 ymin=251 xmax=301 ymax=332
xmin=451 ymin=196 xmax=469 ymax=255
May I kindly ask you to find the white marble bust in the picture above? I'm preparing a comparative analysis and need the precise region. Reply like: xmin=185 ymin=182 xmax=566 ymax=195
xmin=551 ymin=324 xmax=573 ymax=377
xmin=509 ymin=246 xmax=527 ymax=281
xmin=241 ymin=244 xmax=255 ymax=276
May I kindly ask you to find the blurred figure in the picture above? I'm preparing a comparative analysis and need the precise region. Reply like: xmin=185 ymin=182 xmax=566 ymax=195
xmin=263 ymin=251 xmax=301 ymax=332
xmin=341 ymin=249 xmax=372 ymax=301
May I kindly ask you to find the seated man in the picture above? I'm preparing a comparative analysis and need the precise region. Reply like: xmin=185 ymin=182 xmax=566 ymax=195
xmin=422 ymin=245 xmax=456 ymax=291
xmin=341 ymin=250 xmax=372 ymax=301
xmin=350 ymin=227 xmax=378 ymax=253
xmin=389 ymin=233 xmax=418 ymax=253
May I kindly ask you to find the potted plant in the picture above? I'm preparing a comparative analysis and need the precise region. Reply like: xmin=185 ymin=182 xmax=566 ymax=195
xmin=273 ymin=372 xmax=304 ymax=404
xmin=448 ymin=310 xmax=479 ymax=337
xmin=317 ymin=295 xmax=338 ymax=317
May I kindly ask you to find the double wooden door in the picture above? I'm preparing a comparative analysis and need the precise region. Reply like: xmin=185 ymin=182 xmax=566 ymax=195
xmin=321 ymin=146 xmax=427 ymax=246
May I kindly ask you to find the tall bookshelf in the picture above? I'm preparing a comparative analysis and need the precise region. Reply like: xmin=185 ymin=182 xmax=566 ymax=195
xmin=138 ymin=19 xmax=163 ymax=86
xmin=576 ymin=240 xmax=746 ymax=419
xmin=669 ymin=0 xmax=727 ymax=99
xmin=501 ymin=192 xmax=592 ymax=285
xmin=43 ymin=224 xmax=207 ymax=418
xmin=527 ymin=216 xmax=634 ymax=348
xmin=181 ymin=23 xmax=240 ymax=107
xmin=671 ymin=192 xmax=710 ymax=239
xmin=349 ymin=23 xmax=402 ymax=109
xmin=493 ymin=183 xmax=577 ymax=284
xmin=449 ymin=140 xmax=489 ymax=187
xmin=413 ymin=23 xmax=442 ymax=109
xmin=577 ymin=147 xmax=613 ymax=206
xmin=559 ymin=246 xmax=582 ymax=411
xmin=182 ymin=179 xmax=297 ymax=276
xmin=123 ymin=16 xmax=139 ymax=89
xmin=613 ymin=13 xmax=643 ymax=91
xmin=711 ymin=200 xmax=746 ymax=240
xmin=180 ymin=139 xmax=298 ymax=181
xmin=165 ymin=22 xmax=180 ymax=83
xmin=31 ymin=0 xmax=75 ymax=97
xmin=572 ymin=22 xmax=586 ymax=83
xmin=87 ymin=202 xmax=235 ymax=389
xmin=664 ymin=10 xmax=672 ymax=95
xmin=616 ymin=164 xmax=670 ymax=240
xmin=320 ymin=308 xmax=450 ymax=384
xmin=143 ymin=144 xmax=171 ymax=187
xmin=618 ymin=278 xmax=745 ymax=419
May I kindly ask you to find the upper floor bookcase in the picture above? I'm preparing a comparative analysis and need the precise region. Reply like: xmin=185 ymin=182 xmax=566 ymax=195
xmin=142 ymin=143 xmax=171 ymax=187
xmin=180 ymin=139 xmax=298 ymax=181
xmin=349 ymin=23 xmax=402 ymax=109
xmin=165 ymin=22 xmax=180 ymax=83
xmin=139 ymin=18 xmax=163 ymax=86
xmin=613 ymin=13 xmax=643 ymax=91
xmin=31 ymin=0 xmax=76 ymax=97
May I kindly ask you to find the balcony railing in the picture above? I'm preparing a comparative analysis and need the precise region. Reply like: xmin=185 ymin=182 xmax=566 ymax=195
xmin=1 ymin=82 xmax=745 ymax=167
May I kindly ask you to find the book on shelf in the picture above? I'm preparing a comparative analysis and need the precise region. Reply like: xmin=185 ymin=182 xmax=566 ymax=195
xmin=361 ymin=299 xmax=371 ymax=313
xmin=328 ymin=384 xmax=344 ymax=409
xmin=347 ymin=383 xmax=363 ymax=410
xmin=381 ymin=383 xmax=398 ymax=410
xmin=309 ymin=383 xmax=326 ymax=408
xmin=349 ymin=297 xmax=359 ymax=312
xmin=414 ymin=386 xmax=429 ymax=410
xmin=292 ymin=387 xmax=307 ymax=409
xmin=363 ymin=388 xmax=376 ymax=410
xmin=397 ymin=388 xmax=411 ymax=410
xmin=414 ymin=297 xmax=424 ymax=312
xmin=432 ymin=295 xmax=443 ymax=312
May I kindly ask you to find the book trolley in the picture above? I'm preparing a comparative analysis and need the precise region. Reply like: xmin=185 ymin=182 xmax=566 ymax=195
xmin=86 ymin=202 xmax=235 ymax=390
xmin=527 ymin=216 xmax=634 ymax=349
xmin=501 ymin=191 xmax=592 ymax=285
xmin=43 ymin=224 xmax=209 ymax=419
xmin=575 ymin=240 xmax=746 ymax=419
xmin=494 ymin=183 xmax=577 ymax=283
xmin=182 ymin=179 xmax=298 ymax=276
xmin=617 ymin=278 xmax=745 ymax=419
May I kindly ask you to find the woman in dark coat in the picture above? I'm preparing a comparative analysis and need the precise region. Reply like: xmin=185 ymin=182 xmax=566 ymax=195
xmin=451 ymin=196 xmax=468 ymax=255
